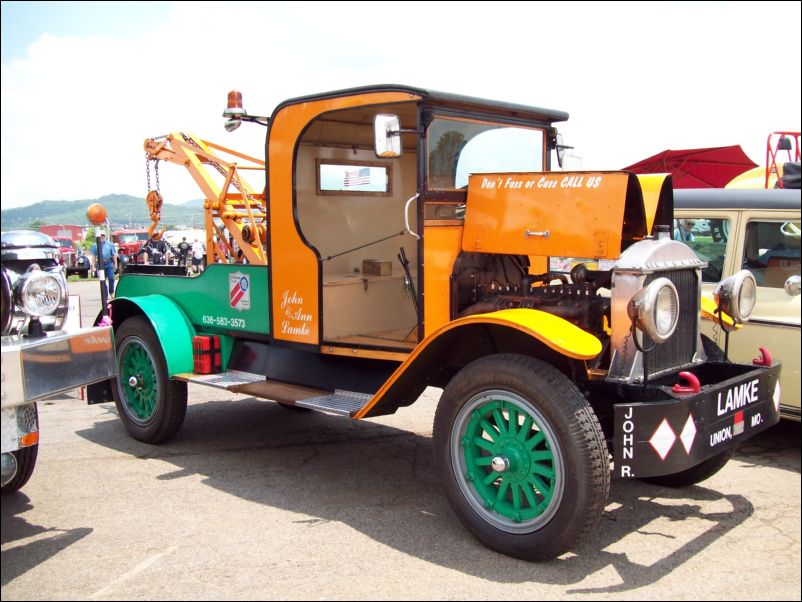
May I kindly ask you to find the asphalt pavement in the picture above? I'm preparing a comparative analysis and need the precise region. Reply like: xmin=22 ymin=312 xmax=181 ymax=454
xmin=1 ymin=278 xmax=800 ymax=600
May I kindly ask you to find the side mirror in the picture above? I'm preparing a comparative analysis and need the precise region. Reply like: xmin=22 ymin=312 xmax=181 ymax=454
xmin=785 ymin=274 xmax=801 ymax=296
xmin=550 ymin=131 xmax=573 ymax=169
xmin=374 ymin=114 xmax=402 ymax=158
xmin=556 ymin=133 xmax=566 ymax=168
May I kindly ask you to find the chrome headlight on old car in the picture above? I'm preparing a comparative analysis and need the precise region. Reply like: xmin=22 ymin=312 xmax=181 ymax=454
xmin=627 ymin=277 xmax=679 ymax=343
xmin=13 ymin=268 xmax=65 ymax=317
xmin=714 ymin=270 xmax=757 ymax=323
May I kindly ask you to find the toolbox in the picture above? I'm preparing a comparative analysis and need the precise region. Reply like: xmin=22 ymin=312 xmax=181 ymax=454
xmin=362 ymin=259 xmax=392 ymax=276
xmin=192 ymin=335 xmax=222 ymax=374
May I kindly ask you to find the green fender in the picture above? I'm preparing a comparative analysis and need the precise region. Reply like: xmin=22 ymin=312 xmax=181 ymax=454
xmin=111 ymin=295 xmax=196 ymax=376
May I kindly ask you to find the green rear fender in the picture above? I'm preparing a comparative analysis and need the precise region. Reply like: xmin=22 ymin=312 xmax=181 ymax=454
xmin=110 ymin=295 xmax=196 ymax=376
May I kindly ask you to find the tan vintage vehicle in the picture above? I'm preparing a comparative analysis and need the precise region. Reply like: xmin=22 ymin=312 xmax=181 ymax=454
xmin=674 ymin=187 xmax=801 ymax=420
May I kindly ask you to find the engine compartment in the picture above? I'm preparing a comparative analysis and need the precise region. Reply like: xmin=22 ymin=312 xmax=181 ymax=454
xmin=452 ymin=252 xmax=612 ymax=341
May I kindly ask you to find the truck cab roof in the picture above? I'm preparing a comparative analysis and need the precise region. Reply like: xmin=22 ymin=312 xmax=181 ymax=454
xmin=275 ymin=84 xmax=570 ymax=124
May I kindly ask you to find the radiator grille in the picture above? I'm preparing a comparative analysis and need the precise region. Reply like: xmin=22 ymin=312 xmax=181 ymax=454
xmin=644 ymin=269 xmax=698 ymax=377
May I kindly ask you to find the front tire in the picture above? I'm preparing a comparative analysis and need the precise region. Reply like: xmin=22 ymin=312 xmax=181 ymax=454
xmin=113 ymin=316 xmax=187 ymax=443
xmin=433 ymin=354 xmax=610 ymax=561
xmin=1 ymin=445 xmax=39 ymax=494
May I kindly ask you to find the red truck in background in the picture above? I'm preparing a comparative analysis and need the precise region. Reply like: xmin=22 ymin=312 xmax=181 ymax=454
xmin=38 ymin=225 xmax=90 ymax=277
xmin=112 ymin=229 xmax=150 ymax=268
xmin=38 ymin=224 xmax=83 ymax=244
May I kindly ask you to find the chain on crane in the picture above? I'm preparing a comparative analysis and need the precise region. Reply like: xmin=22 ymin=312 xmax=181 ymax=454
xmin=145 ymin=145 xmax=166 ymax=241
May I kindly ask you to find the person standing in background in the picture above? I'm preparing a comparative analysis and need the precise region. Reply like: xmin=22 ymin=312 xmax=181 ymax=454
xmin=177 ymin=237 xmax=191 ymax=267
xmin=90 ymin=232 xmax=118 ymax=295
xmin=191 ymin=239 xmax=205 ymax=274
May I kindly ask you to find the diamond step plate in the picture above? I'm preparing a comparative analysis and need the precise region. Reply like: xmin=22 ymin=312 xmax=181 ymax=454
xmin=295 ymin=389 xmax=373 ymax=416
xmin=177 ymin=370 xmax=266 ymax=390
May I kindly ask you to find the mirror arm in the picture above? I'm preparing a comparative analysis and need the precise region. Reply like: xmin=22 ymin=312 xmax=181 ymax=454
xmin=241 ymin=115 xmax=270 ymax=127
xmin=389 ymin=127 xmax=423 ymax=137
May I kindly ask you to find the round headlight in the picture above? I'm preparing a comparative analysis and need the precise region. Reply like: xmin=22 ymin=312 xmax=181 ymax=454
xmin=714 ymin=270 xmax=757 ymax=323
xmin=1 ymin=270 xmax=12 ymax=335
xmin=14 ymin=270 xmax=64 ymax=317
xmin=628 ymin=277 xmax=679 ymax=343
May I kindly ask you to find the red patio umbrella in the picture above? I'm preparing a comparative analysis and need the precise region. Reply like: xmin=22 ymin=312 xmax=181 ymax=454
xmin=623 ymin=145 xmax=758 ymax=188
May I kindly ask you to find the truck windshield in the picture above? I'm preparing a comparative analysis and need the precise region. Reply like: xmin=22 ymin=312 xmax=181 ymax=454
xmin=426 ymin=117 xmax=545 ymax=190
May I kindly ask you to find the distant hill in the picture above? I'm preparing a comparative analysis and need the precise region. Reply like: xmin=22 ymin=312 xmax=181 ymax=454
xmin=1 ymin=194 xmax=206 ymax=230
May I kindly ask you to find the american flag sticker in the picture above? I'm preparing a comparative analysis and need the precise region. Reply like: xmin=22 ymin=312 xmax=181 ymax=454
xmin=344 ymin=167 xmax=371 ymax=187
xmin=733 ymin=411 xmax=745 ymax=435
xmin=229 ymin=272 xmax=251 ymax=311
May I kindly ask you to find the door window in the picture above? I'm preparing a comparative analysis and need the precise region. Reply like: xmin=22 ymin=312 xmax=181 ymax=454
xmin=675 ymin=217 xmax=731 ymax=282
xmin=743 ymin=220 xmax=801 ymax=288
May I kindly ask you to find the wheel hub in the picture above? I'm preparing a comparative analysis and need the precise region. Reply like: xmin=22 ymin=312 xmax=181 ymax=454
xmin=491 ymin=456 xmax=509 ymax=472
xmin=497 ymin=438 xmax=530 ymax=480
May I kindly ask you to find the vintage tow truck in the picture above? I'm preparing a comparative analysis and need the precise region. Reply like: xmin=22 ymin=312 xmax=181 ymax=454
xmin=92 ymin=85 xmax=781 ymax=560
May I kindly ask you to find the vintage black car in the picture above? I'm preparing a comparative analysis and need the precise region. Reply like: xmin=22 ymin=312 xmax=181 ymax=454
xmin=1 ymin=230 xmax=67 ymax=334
xmin=2 ymin=229 xmax=116 ymax=494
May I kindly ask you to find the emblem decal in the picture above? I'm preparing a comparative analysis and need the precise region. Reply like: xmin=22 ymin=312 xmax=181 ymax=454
xmin=229 ymin=272 xmax=250 ymax=311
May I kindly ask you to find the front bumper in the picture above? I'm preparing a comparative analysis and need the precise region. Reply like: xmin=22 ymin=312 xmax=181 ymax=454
xmin=1 ymin=326 xmax=116 ymax=409
xmin=613 ymin=361 xmax=781 ymax=479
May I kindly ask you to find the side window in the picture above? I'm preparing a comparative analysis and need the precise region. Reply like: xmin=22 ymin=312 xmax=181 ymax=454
xmin=743 ymin=220 xmax=801 ymax=288
xmin=675 ymin=217 xmax=730 ymax=283
xmin=317 ymin=159 xmax=392 ymax=196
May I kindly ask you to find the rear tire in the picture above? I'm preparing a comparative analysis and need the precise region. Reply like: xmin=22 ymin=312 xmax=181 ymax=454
xmin=113 ymin=316 xmax=187 ymax=443
xmin=433 ymin=354 xmax=610 ymax=560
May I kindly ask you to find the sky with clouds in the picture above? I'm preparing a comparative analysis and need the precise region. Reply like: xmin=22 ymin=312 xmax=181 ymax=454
xmin=1 ymin=1 xmax=800 ymax=210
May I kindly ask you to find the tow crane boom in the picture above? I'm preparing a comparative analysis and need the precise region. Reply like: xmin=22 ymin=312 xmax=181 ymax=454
xmin=143 ymin=132 xmax=268 ymax=265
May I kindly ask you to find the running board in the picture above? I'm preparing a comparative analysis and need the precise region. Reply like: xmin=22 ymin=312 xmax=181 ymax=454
xmin=295 ymin=390 xmax=373 ymax=416
xmin=175 ymin=370 xmax=266 ymax=390
xmin=174 ymin=371 xmax=372 ymax=416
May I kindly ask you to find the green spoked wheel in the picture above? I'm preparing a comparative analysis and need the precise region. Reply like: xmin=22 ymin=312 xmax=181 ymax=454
xmin=118 ymin=336 xmax=160 ymax=423
xmin=434 ymin=354 xmax=610 ymax=561
xmin=454 ymin=391 xmax=564 ymax=533
xmin=113 ymin=316 xmax=187 ymax=444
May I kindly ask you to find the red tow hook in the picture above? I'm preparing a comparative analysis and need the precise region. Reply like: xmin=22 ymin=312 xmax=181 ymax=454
xmin=752 ymin=347 xmax=773 ymax=367
xmin=672 ymin=371 xmax=701 ymax=395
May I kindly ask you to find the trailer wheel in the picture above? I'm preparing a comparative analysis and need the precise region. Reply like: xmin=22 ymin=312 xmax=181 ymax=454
xmin=433 ymin=354 xmax=610 ymax=560
xmin=113 ymin=316 xmax=187 ymax=443
xmin=1 ymin=444 xmax=39 ymax=494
